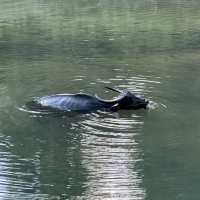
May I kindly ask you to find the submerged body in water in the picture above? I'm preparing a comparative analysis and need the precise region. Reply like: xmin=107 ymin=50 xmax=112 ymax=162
xmin=26 ymin=87 xmax=149 ymax=113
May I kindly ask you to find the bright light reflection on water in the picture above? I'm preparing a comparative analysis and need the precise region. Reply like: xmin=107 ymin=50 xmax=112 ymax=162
xmin=79 ymin=114 xmax=146 ymax=200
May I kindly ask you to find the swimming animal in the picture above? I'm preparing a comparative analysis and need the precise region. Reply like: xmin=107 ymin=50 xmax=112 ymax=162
xmin=26 ymin=87 xmax=149 ymax=113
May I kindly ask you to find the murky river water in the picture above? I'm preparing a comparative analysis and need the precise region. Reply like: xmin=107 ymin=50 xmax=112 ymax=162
xmin=0 ymin=0 xmax=200 ymax=199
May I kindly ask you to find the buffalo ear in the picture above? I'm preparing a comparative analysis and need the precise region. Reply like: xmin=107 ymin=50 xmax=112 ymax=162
xmin=110 ymin=103 xmax=120 ymax=112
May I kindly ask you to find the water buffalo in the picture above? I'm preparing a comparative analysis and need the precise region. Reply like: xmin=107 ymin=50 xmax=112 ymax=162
xmin=26 ymin=87 xmax=148 ymax=113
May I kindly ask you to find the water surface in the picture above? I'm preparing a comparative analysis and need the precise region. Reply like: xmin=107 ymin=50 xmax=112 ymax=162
xmin=0 ymin=0 xmax=200 ymax=199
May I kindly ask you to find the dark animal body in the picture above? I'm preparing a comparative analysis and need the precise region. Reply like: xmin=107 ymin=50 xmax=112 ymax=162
xmin=26 ymin=87 xmax=148 ymax=113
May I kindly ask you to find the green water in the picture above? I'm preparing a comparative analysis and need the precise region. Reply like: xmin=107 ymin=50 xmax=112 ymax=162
xmin=0 ymin=0 xmax=200 ymax=199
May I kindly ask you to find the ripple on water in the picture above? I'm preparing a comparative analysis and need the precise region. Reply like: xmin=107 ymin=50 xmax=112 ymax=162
xmin=0 ymin=135 xmax=44 ymax=200
xmin=13 ymin=70 xmax=163 ymax=199
xmin=75 ymin=112 xmax=146 ymax=200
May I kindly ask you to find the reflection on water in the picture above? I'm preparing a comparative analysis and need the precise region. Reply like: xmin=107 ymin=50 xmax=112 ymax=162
xmin=0 ymin=110 xmax=147 ymax=200
xmin=79 ymin=113 xmax=145 ymax=200
xmin=0 ymin=134 xmax=41 ymax=199
xmin=0 ymin=0 xmax=200 ymax=199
